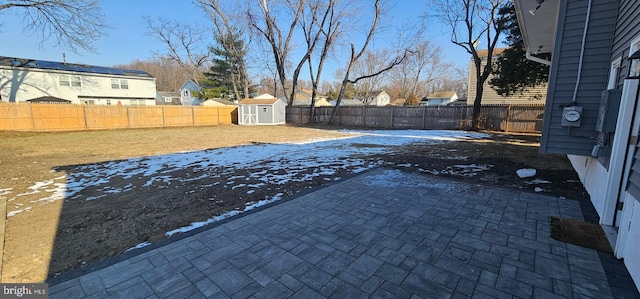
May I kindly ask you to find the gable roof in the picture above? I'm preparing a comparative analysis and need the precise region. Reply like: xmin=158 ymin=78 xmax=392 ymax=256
xmin=203 ymin=98 xmax=237 ymax=106
xmin=179 ymin=80 xmax=201 ymax=92
xmin=158 ymin=91 xmax=181 ymax=98
xmin=475 ymin=48 xmax=508 ymax=58
xmin=0 ymin=56 xmax=153 ymax=78
xmin=239 ymin=98 xmax=281 ymax=105
xmin=427 ymin=91 xmax=457 ymax=99
xmin=253 ymin=93 xmax=278 ymax=100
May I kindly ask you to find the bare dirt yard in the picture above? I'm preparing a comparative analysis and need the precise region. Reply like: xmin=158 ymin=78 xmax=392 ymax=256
xmin=0 ymin=125 xmax=587 ymax=283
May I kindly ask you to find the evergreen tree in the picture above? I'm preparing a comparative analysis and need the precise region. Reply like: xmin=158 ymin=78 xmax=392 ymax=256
xmin=199 ymin=29 xmax=250 ymax=100
xmin=490 ymin=3 xmax=550 ymax=97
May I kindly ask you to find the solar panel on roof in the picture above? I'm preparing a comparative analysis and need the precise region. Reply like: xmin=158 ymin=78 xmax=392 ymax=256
xmin=36 ymin=61 xmax=63 ymax=70
xmin=92 ymin=66 xmax=112 ymax=74
xmin=74 ymin=66 xmax=95 ymax=73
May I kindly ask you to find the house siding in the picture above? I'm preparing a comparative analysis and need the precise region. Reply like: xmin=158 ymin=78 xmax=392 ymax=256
xmin=0 ymin=67 xmax=157 ymax=105
xmin=539 ymin=0 xmax=618 ymax=155
xmin=468 ymin=56 xmax=547 ymax=105
xmin=611 ymin=0 xmax=640 ymax=89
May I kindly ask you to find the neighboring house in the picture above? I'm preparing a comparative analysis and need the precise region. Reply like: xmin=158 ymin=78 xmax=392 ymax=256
xmin=420 ymin=91 xmax=458 ymax=106
xmin=331 ymin=99 xmax=365 ymax=106
xmin=238 ymin=98 xmax=285 ymax=125
xmin=281 ymin=89 xmax=330 ymax=106
xmin=358 ymin=90 xmax=390 ymax=106
xmin=387 ymin=98 xmax=406 ymax=107
xmin=202 ymin=98 xmax=237 ymax=106
xmin=467 ymin=48 xmax=547 ymax=105
xmin=515 ymin=0 xmax=640 ymax=291
xmin=0 ymin=56 xmax=156 ymax=106
xmin=178 ymin=80 xmax=202 ymax=106
xmin=156 ymin=91 xmax=182 ymax=105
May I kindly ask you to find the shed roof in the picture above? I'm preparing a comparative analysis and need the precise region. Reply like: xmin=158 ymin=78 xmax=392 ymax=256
xmin=239 ymin=98 xmax=280 ymax=105
xmin=427 ymin=91 xmax=457 ymax=99
xmin=0 ymin=56 xmax=153 ymax=78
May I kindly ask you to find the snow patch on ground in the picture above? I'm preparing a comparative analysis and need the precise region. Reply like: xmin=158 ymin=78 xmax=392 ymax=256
xmin=527 ymin=179 xmax=551 ymax=184
xmin=517 ymin=168 xmax=537 ymax=178
xmin=5 ymin=129 xmax=489 ymax=231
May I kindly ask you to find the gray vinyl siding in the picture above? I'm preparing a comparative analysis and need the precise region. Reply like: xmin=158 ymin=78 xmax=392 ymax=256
xmin=611 ymin=0 xmax=640 ymax=89
xmin=540 ymin=0 xmax=618 ymax=155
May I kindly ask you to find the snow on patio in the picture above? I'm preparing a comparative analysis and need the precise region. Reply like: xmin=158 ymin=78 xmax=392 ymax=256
xmin=5 ymin=130 xmax=489 ymax=240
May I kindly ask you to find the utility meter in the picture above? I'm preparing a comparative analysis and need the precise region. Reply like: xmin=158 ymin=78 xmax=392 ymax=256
xmin=561 ymin=106 xmax=583 ymax=127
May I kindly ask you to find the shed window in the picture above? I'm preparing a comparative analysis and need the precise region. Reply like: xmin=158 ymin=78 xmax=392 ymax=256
xmin=262 ymin=107 xmax=268 ymax=112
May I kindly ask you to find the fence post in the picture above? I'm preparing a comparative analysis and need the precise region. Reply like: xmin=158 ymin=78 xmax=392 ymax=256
xmin=126 ymin=106 xmax=131 ymax=128
xmin=83 ymin=105 xmax=88 ymax=130
xmin=505 ymin=105 xmax=511 ymax=132
xmin=422 ymin=106 xmax=426 ymax=130
xmin=217 ymin=106 xmax=221 ymax=125
xmin=192 ymin=106 xmax=195 ymax=127
xmin=390 ymin=106 xmax=394 ymax=128
xmin=363 ymin=106 xmax=366 ymax=126
xmin=29 ymin=103 xmax=35 ymax=132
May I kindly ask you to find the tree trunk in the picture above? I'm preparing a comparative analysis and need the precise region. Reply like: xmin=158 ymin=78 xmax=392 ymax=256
xmin=471 ymin=82 xmax=484 ymax=130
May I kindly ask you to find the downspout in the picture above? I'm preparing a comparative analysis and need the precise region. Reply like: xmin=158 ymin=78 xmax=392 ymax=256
xmin=571 ymin=0 xmax=593 ymax=104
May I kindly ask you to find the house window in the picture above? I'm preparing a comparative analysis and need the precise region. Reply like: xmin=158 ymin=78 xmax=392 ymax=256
xmin=608 ymin=57 xmax=622 ymax=89
xmin=130 ymin=99 xmax=146 ymax=106
xmin=70 ymin=76 xmax=81 ymax=87
xmin=184 ymin=90 xmax=189 ymax=96
xmin=106 ymin=99 xmax=111 ymax=105
xmin=111 ymin=79 xmax=120 ymax=89
xmin=120 ymin=80 xmax=129 ymax=89
xmin=164 ymin=97 xmax=173 ymax=103
xmin=59 ymin=75 xmax=70 ymax=86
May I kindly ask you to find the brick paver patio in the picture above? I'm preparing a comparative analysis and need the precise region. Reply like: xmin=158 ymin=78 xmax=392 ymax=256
xmin=48 ymin=168 xmax=640 ymax=298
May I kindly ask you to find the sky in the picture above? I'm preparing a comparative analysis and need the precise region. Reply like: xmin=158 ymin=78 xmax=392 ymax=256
xmin=0 ymin=0 xmax=475 ymax=82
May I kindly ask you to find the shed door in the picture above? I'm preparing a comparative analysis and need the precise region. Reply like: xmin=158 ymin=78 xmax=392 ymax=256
xmin=242 ymin=105 xmax=257 ymax=124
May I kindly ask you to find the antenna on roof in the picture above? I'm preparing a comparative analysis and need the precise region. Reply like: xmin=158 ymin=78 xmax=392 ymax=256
xmin=62 ymin=53 xmax=66 ymax=64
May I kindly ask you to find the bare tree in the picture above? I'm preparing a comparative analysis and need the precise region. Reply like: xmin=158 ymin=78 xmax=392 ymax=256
xmin=430 ymin=0 xmax=506 ymax=130
xmin=304 ymin=0 xmax=344 ymax=120
xmin=114 ymin=58 xmax=190 ymax=91
xmin=328 ymin=0 xmax=410 ymax=124
xmin=195 ymin=0 xmax=251 ymax=100
xmin=146 ymin=17 xmax=211 ymax=86
xmin=246 ymin=0 xmax=304 ymax=105
xmin=0 ymin=0 xmax=105 ymax=52
xmin=349 ymin=49 xmax=392 ymax=104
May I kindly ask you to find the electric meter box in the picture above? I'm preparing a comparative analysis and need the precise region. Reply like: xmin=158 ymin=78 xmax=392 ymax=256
xmin=595 ymin=89 xmax=622 ymax=133
xmin=561 ymin=106 xmax=583 ymax=127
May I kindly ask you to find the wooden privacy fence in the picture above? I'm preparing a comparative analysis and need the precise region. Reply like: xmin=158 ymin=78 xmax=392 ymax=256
xmin=0 ymin=103 xmax=238 ymax=132
xmin=286 ymin=105 xmax=545 ymax=133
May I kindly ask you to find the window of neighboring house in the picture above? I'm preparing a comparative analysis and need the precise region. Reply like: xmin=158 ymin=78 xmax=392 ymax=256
xmin=59 ymin=75 xmax=70 ymax=86
xmin=111 ymin=79 xmax=120 ymax=89
xmin=70 ymin=76 xmax=81 ymax=87
xmin=164 ymin=97 xmax=173 ymax=103
xmin=130 ymin=99 xmax=146 ymax=106
xmin=106 ymin=99 xmax=111 ymax=105
xmin=120 ymin=80 xmax=129 ymax=89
